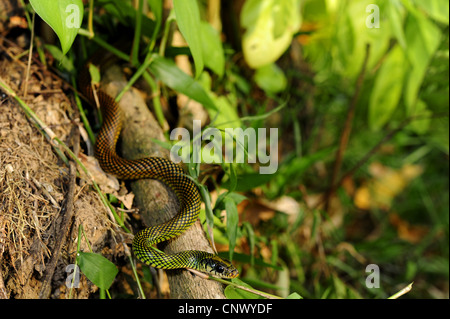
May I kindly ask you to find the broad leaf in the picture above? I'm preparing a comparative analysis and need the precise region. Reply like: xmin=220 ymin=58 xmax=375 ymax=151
xmin=403 ymin=12 xmax=442 ymax=111
xmin=149 ymin=56 xmax=217 ymax=111
xmin=254 ymin=63 xmax=287 ymax=94
xmin=224 ymin=278 xmax=263 ymax=299
xmin=30 ymin=0 xmax=83 ymax=55
xmin=241 ymin=0 xmax=301 ymax=68
xmin=76 ymin=252 xmax=118 ymax=290
xmin=173 ymin=0 xmax=203 ymax=77
xmin=369 ymin=45 xmax=406 ymax=130
xmin=200 ymin=21 xmax=225 ymax=78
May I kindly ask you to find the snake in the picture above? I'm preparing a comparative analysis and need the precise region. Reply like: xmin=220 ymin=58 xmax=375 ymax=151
xmin=79 ymin=59 xmax=239 ymax=279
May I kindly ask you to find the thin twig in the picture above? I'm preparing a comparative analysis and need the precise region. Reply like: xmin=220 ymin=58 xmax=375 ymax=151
xmin=324 ymin=44 xmax=371 ymax=212
xmin=316 ymin=112 xmax=448 ymax=211
xmin=23 ymin=12 xmax=35 ymax=96
xmin=337 ymin=113 xmax=447 ymax=193
xmin=39 ymin=136 xmax=79 ymax=299
xmin=187 ymin=269 xmax=283 ymax=299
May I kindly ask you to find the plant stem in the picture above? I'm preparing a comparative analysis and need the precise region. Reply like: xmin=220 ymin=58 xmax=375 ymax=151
xmin=78 ymin=28 xmax=129 ymax=61
xmin=129 ymin=256 xmax=146 ymax=299
xmin=88 ymin=0 xmax=95 ymax=38
xmin=187 ymin=269 xmax=283 ymax=299
xmin=142 ymin=71 xmax=168 ymax=131
xmin=159 ymin=9 xmax=175 ymax=57
xmin=131 ymin=0 xmax=144 ymax=66
xmin=115 ymin=54 xmax=154 ymax=102
xmin=71 ymin=76 xmax=96 ymax=145
xmin=324 ymin=43 xmax=370 ymax=212
xmin=388 ymin=282 xmax=414 ymax=299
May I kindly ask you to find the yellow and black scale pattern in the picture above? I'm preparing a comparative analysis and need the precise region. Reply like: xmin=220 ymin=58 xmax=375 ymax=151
xmin=79 ymin=60 xmax=238 ymax=279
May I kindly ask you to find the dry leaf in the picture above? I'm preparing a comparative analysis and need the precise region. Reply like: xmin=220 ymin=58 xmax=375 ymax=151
xmin=78 ymin=153 xmax=120 ymax=193
xmin=238 ymin=199 xmax=276 ymax=226
xmin=116 ymin=193 xmax=135 ymax=210
xmin=354 ymin=162 xmax=423 ymax=210
xmin=260 ymin=195 xmax=300 ymax=223
xmin=389 ymin=213 xmax=429 ymax=243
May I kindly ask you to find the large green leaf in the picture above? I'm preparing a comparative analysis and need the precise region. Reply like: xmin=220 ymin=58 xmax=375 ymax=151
xmin=369 ymin=45 xmax=407 ymax=130
xmin=241 ymin=0 xmax=302 ymax=68
xmin=149 ymin=56 xmax=217 ymax=111
xmin=173 ymin=0 xmax=203 ymax=77
xmin=200 ymin=72 xmax=241 ymax=130
xmin=343 ymin=0 xmax=391 ymax=79
xmin=254 ymin=63 xmax=287 ymax=94
xmin=200 ymin=21 xmax=225 ymax=78
xmin=221 ymin=172 xmax=275 ymax=192
xmin=30 ymin=0 xmax=83 ymax=55
xmin=413 ymin=0 xmax=449 ymax=25
xmin=387 ymin=0 xmax=407 ymax=49
xmin=407 ymin=99 xmax=431 ymax=135
xmin=403 ymin=12 xmax=442 ymax=112
xmin=76 ymin=252 xmax=118 ymax=290
xmin=224 ymin=278 xmax=263 ymax=299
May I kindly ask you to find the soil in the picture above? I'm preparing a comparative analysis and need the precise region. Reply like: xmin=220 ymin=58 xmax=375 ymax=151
xmin=0 ymin=36 xmax=120 ymax=299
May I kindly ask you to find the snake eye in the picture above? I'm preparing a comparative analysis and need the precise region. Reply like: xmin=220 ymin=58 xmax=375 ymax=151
xmin=215 ymin=265 xmax=224 ymax=273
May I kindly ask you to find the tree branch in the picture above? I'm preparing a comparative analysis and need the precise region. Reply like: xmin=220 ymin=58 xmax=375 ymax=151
xmin=101 ymin=65 xmax=226 ymax=299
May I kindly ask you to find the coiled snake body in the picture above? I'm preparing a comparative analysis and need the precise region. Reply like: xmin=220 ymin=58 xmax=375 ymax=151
xmin=79 ymin=61 xmax=238 ymax=279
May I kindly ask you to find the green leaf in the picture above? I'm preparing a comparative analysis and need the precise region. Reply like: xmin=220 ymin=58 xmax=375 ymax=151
xmin=403 ymin=12 xmax=442 ymax=111
xmin=228 ymin=163 xmax=237 ymax=193
xmin=30 ymin=0 xmax=83 ymax=55
xmin=197 ymin=72 xmax=241 ymax=130
xmin=200 ymin=21 xmax=225 ymax=78
xmin=224 ymin=197 xmax=239 ymax=261
xmin=254 ymin=63 xmax=287 ymax=94
xmin=407 ymin=99 xmax=431 ymax=135
xmin=88 ymin=63 xmax=101 ymax=85
xmin=369 ymin=45 xmax=407 ymax=130
xmin=224 ymin=278 xmax=263 ymax=299
xmin=44 ymin=44 xmax=74 ymax=73
xmin=199 ymin=184 xmax=216 ymax=252
xmin=413 ymin=0 xmax=449 ymax=25
xmin=338 ymin=1 xmax=391 ymax=79
xmin=207 ymin=96 xmax=241 ymax=130
xmin=242 ymin=222 xmax=255 ymax=266
xmin=241 ymin=0 xmax=302 ymax=68
xmin=215 ymin=192 xmax=247 ymax=211
xmin=97 ymin=0 xmax=156 ymax=38
xmin=221 ymin=173 xmax=275 ymax=192
xmin=387 ymin=0 xmax=407 ymax=49
xmin=147 ymin=0 xmax=163 ymax=24
xmin=286 ymin=292 xmax=303 ymax=299
xmin=173 ymin=0 xmax=203 ymax=77
xmin=427 ymin=117 xmax=449 ymax=154
xmin=76 ymin=252 xmax=118 ymax=290
xmin=149 ymin=55 xmax=217 ymax=111
xmin=221 ymin=252 xmax=283 ymax=271
xmin=188 ymin=161 xmax=200 ymax=179
xmin=200 ymin=128 xmax=224 ymax=164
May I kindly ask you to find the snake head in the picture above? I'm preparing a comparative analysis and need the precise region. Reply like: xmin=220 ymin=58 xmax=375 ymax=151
xmin=200 ymin=255 xmax=239 ymax=279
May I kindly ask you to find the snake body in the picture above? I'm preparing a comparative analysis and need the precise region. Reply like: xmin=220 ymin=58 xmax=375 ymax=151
xmin=79 ymin=61 xmax=238 ymax=279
